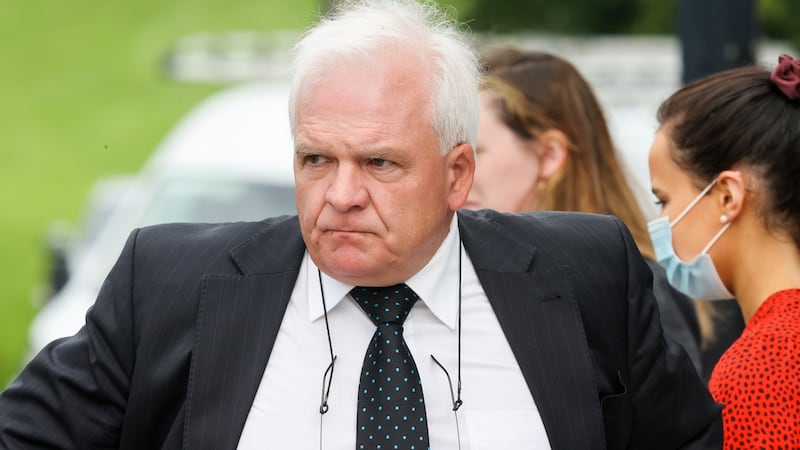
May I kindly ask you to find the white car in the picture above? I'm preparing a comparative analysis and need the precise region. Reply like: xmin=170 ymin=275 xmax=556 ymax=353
xmin=28 ymin=81 xmax=298 ymax=357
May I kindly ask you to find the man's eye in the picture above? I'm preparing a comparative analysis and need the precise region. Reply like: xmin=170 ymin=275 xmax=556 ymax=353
xmin=371 ymin=158 xmax=391 ymax=167
xmin=306 ymin=155 xmax=326 ymax=164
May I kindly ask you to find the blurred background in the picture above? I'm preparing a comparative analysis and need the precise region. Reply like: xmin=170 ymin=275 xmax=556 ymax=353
xmin=1 ymin=0 xmax=797 ymax=387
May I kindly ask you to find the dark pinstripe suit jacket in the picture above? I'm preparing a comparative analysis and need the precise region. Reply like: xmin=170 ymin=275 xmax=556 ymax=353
xmin=0 ymin=209 xmax=722 ymax=449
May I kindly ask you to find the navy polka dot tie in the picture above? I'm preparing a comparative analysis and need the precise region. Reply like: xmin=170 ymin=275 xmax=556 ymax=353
xmin=351 ymin=284 xmax=430 ymax=450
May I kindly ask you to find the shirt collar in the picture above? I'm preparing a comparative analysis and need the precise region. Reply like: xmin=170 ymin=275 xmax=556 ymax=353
xmin=307 ymin=214 xmax=461 ymax=329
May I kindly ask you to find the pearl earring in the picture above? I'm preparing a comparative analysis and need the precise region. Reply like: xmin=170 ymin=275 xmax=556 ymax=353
xmin=720 ymin=215 xmax=729 ymax=224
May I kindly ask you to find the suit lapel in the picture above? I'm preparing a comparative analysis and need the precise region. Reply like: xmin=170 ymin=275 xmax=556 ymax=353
xmin=183 ymin=217 xmax=305 ymax=450
xmin=458 ymin=211 xmax=605 ymax=450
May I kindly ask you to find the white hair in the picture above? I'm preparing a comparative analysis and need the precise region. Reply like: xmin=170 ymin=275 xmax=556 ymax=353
xmin=288 ymin=0 xmax=480 ymax=154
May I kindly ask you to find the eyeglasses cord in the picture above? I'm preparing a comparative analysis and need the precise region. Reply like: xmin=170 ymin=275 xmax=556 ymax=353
xmin=317 ymin=239 xmax=464 ymax=449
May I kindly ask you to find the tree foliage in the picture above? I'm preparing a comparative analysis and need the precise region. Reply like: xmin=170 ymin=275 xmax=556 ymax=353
xmin=461 ymin=0 xmax=797 ymax=52
xmin=760 ymin=0 xmax=800 ymax=50
xmin=465 ymin=0 xmax=644 ymax=34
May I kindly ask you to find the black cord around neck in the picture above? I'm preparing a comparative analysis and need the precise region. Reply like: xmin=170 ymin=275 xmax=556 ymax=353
xmin=317 ymin=237 xmax=464 ymax=415
xmin=318 ymin=269 xmax=336 ymax=415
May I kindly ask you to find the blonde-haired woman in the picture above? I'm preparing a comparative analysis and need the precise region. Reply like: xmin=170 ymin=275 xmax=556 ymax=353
xmin=465 ymin=45 xmax=703 ymax=373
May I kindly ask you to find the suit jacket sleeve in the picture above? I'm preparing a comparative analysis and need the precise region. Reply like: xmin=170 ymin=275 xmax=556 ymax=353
xmin=615 ymin=218 xmax=722 ymax=449
xmin=0 ymin=229 xmax=140 ymax=448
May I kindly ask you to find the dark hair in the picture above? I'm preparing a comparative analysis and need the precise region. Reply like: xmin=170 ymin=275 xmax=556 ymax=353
xmin=657 ymin=65 xmax=800 ymax=246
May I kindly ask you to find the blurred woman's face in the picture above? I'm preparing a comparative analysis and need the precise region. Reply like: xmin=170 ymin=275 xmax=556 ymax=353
xmin=464 ymin=90 xmax=543 ymax=213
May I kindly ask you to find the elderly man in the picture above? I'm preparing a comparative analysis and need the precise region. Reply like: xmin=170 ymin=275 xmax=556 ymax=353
xmin=0 ymin=0 xmax=720 ymax=448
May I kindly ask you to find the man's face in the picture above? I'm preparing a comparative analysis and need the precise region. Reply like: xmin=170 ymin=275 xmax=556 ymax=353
xmin=292 ymin=51 xmax=474 ymax=286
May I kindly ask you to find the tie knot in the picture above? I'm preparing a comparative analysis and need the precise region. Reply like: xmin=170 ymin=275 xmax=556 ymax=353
xmin=351 ymin=283 xmax=419 ymax=326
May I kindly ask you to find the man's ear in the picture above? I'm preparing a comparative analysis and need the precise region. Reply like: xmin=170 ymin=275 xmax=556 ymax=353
xmin=446 ymin=143 xmax=475 ymax=210
xmin=537 ymin=129 xmax=569 ymax=180
xmin=715 ymin=169 xmax=745 ymax=221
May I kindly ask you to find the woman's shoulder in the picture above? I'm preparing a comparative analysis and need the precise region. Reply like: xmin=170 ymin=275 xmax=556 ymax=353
xmin=749 ymin=289 xmax=800 ymax=332
xmin=710 ymin=290 xmax=800 ymax=395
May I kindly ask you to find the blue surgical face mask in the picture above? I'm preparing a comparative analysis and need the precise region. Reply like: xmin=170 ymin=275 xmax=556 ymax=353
xmin=647 ymin=179 xmax=734 ymax=300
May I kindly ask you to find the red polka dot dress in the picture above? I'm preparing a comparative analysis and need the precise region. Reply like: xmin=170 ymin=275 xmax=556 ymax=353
xmin=708 ymin=289 xmax=800 ymax=449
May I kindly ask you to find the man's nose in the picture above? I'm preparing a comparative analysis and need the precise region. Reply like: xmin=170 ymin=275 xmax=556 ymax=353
xmin=324 ymin=164 xmax=369 ymax=211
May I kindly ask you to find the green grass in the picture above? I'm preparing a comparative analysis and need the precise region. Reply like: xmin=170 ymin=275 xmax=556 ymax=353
xmin=0 ymin=0 xmax=323 ymax=386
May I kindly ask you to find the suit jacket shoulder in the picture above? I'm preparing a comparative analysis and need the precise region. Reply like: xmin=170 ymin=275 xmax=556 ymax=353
xmin=132 ymin=215 xmax=304 ymax=275
xmin=0 ymin=216 xmax=306 ymax=449
xmin=457 ymin=209 xmax=722 ymax=449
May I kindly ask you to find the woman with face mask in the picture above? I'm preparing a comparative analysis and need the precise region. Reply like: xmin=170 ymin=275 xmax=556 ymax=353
xmin=648 ymin=54 xmax=800 ymax=448
xmin=465 ymin=45 xmax=705 ymax=375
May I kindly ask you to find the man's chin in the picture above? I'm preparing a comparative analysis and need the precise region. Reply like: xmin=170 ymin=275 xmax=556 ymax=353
xmin=320 ymin=265 xmax=382 ymax=285
xmin=313 ymin=248 xmax=390 ymax=284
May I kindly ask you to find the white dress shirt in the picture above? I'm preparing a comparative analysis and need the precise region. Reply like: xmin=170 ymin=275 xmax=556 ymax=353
xmin=238 ymin=215 xmax=550 ymax=449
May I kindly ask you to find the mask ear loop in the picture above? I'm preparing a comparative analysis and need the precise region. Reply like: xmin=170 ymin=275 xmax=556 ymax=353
xmin=700 ymin=222 xmax=731 ymax=255
xmin=670 ymin=178 xmax=719 ymax=227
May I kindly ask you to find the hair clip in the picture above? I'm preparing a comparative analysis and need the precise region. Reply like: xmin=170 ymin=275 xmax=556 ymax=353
xmin=770 ymin=54 xmax=800 ymax=101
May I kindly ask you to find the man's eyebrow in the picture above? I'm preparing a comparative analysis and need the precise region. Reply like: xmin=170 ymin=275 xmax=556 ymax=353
xmin=294 ymin=144 xmax=320 ymax=156
xmin=363 ymin=148 xmax=393 ymax=159
xmin=293 ymin=144 xmax=406 ymax=164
